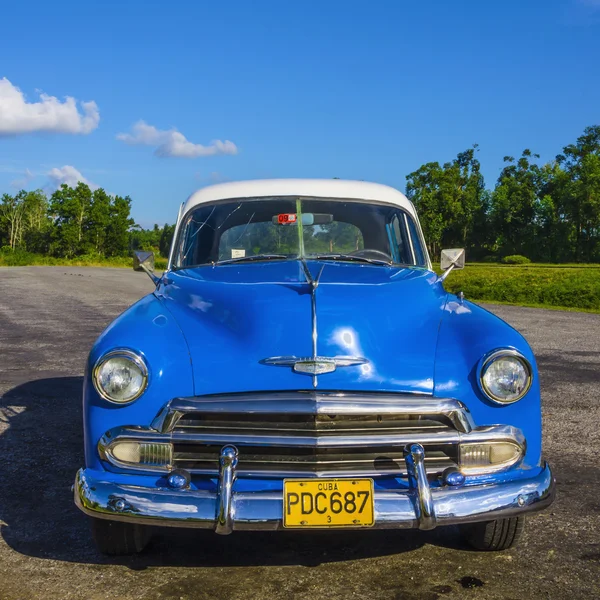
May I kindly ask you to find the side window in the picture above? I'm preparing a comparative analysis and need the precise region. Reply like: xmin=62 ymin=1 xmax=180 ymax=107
xmin=405 ymin=216 xmax=427 ymax=267
xmin=178 ymin=214 xmax=200 ymax=267
xmin=388 ymin=214 xmax=411 ymax=264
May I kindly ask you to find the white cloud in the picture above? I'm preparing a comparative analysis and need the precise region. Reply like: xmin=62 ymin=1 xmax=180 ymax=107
xmin=117 ymin=120 xmax=238 ymax=158
xmin=0 ymin=78 xmax=99 ymax=136
xmin=10 ymin=168 xmax=35 ymax=188
xmin=46 ymin=165 xmax=98 ymax=191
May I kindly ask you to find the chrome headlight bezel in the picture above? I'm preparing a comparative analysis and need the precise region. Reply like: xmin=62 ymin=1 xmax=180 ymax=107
xmin=478 ymin=348 xmax=533 ymax=405
xmin=92 ymin=348 xmax=149 ymax=404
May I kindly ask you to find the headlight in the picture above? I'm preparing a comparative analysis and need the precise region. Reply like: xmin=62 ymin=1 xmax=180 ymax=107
xmin=93 ymin=349 xmax=148 ymax=403
xmin=479 ymin=349 xmax=532 ymax=404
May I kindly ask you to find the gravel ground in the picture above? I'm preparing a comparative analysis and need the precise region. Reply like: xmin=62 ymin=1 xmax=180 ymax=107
xmin=0 ymin=266 xmax=598 ymax=600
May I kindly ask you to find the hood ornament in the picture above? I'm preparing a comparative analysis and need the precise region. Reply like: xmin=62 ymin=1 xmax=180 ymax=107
xmin=261 ymin=356 xmax=368 ymax=376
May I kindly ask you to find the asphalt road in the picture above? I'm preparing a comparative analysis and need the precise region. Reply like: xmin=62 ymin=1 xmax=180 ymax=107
xmin=0 ymin=266 xmax=598 ymax=600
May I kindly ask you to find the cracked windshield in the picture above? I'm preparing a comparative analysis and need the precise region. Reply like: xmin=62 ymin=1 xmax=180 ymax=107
xmin=176 ymin=197 xmax=426 ymax=268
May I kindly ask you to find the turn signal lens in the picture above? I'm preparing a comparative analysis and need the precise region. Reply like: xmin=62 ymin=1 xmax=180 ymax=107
xmin=460 ymin=441 xmax=522 ymax=473
xmin=110 ymin=441 xmax=172 ymax=467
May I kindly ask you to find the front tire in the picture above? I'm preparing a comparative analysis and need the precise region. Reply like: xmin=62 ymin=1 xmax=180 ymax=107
xmin=91 ymin=518 xmax=151 ymax=555
xmin=460 ymin=516 xmax=525 ymax=551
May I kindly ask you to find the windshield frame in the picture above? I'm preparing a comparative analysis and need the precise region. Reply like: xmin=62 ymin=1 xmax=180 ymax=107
xmin=169 ymin=195 xmax=431 ymax=272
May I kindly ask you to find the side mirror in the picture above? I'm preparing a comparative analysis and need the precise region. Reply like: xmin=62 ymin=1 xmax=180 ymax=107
xmin=440 ymin=248 xmax=465 ymax=270
xmin=134 ymin=250 xmax=155 ymax=272
xmin=439 ymin=248 xmax=465 ymax=281
xmin=133 ymin=251 xmax=159 ymax=284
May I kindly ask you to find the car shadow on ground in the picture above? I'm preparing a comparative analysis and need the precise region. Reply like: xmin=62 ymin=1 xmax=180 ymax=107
xmin=0 ymin=377 xmax=469 ymax=569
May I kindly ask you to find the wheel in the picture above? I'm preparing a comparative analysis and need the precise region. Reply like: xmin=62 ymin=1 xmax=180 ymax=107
xmin=91 ymin=517 xmax=151 ymax=555
xmin=460 ymin=516 xmax=525 ymax=551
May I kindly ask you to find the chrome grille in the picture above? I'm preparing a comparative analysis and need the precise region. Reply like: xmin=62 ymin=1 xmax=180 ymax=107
xmin=173 ymin=412 xmax=454 ymax=436
xmin=151 ymin=392 xmax=474 ymax=478
xmin=172 ymin=442 xmax=458 ymax=476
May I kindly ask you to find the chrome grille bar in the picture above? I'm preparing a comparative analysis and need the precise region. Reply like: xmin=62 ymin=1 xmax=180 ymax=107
xmin=100 ymin=392 xmax=490 ymax=477
xmin=171 ymin=443 xmax=457 ymax=477
xmin=151 ymin=391 xmax=475 ymax=434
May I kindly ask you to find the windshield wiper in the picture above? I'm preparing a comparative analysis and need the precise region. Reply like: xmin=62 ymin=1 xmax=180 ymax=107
xmin=216 ymin=253 xmax=291 ymax=265
xmin=309 ymin=253 xmax=393 ymax=266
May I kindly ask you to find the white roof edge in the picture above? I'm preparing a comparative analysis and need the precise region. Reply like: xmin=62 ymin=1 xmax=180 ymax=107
xmin=181 ymin=179 xmax=415 ymax=216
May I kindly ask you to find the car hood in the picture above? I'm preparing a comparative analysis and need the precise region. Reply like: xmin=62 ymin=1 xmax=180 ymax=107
xmin=156 ymin=261 xmax=447 ymax=395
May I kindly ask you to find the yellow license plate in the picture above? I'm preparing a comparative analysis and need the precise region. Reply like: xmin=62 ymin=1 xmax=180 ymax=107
xmin=283 ymin=478 xmax=374 ymax=528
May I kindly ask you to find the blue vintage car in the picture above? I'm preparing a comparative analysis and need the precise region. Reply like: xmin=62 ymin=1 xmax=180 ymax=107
xmin=74 ymin=179 xmax=555 ymax=555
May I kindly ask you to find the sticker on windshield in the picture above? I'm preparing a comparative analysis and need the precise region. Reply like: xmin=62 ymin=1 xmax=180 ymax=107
xmin=231 ymin=249 xmax=246 ymax=258
xmin=277 ymin=213 xmax=297 ymax=224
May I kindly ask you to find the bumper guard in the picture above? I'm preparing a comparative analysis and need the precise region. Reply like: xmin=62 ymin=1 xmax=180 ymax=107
xmin=74 ymin=444 xmax=555 ymax=533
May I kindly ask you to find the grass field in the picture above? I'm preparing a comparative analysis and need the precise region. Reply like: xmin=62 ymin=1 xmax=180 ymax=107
xmin=442 ymin=263 xmax=600 ymax=312
xmin=1 ymin=250 xmax=599 ymax=312
xmin=0 ymin=250 xmax=168 ymax=270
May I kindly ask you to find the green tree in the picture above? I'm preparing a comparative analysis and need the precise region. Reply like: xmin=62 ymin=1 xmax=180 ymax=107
xmin=556 ymin=125 xmax=600 ymax=262
xmin=534 ymin=162 xmax=572 ymax=262
xmin=159 ymin=223 xmax=175 ymax=257
xmin=22 ymin=190 xmax=51 ymax=253
xmin=405 ymin=161 xmax=446 ymax=256
xmin=406 ymin=146 xmax=487 ymax=258
xmin=489 ymin=150 xmax=541 ymax=258
xmin=86 ymin=188 xmax=112 ymax=254
xmin=105 ymin=195 xmax=134 ymax=256
xmin=0 ymin=191 xmax=27 ymax=249
xmin=49 ymin=182 xmax=93 ymax=257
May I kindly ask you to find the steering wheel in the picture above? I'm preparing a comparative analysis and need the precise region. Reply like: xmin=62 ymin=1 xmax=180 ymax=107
xmin=349 ymin=248 xmax=393 ymax=262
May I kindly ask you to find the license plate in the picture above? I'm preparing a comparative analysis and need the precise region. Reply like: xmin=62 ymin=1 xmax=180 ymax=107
xmin=283 ymin=478 xmax=374 ymax=528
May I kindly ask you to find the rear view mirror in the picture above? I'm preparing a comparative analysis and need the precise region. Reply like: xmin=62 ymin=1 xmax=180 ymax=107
xmin=310 ymin=213 xmax=333 ymax=225
xmin=272 ymin=213 xmax=334 ymax=226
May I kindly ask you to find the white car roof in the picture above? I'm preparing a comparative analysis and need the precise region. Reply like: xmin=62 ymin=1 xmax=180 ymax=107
xmin=181 ymin=179 xmax=416 ymax=217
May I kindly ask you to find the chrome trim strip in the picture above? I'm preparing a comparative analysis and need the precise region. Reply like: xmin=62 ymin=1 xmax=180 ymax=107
xmin=108 ymin=428 xmax=462 ymax=448
xmin=406 ymin=200 xmax=432 ymax=270
xmin=405 ymin=443 xmax=436 ymax=530
xmin=74 ymin=462 xmax=555 ymax=530
xmin=167 ymin=201 xmax=186 ymax=271
xmin=98 ymin=424 xmax=524 ymax=474
xmin=215 ymin=446 xmax=238 ymax=535
xmin=403 ymin=212 xmax=417 ymax=265
xmin=166 ymin=464 xmax=453 ymax=479
xmin=150 ymin=392 xmax=473 ymax=434
xmin=299 ymin=258 xmax=325 ymax=388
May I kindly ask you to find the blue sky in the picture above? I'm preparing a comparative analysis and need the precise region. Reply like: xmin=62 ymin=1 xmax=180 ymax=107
xmin=1 ymin=0 xmax=599 ymax=227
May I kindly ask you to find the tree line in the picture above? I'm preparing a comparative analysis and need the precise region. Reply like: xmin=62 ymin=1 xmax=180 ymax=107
xmin=406 ymin=124 xmax=600 ymax=263
xmin=1 ymin=124 xmax=599 ymax=264
xmin=0 ymin=182 xmax=174 ymax=259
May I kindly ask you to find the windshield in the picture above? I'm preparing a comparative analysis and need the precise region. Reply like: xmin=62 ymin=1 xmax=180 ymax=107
xmin=174 ymin=196 xmax=427 ymax=268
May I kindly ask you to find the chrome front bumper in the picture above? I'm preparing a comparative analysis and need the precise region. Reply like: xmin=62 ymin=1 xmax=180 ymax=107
xmin=74 ymin=445 xmax=555 ymax=533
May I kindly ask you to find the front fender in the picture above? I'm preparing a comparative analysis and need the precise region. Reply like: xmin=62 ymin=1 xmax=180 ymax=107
xmin=83 ymin=293 xmax=194 ymax=470
xmin=434 ymin=296 xmax=542 ymax=469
